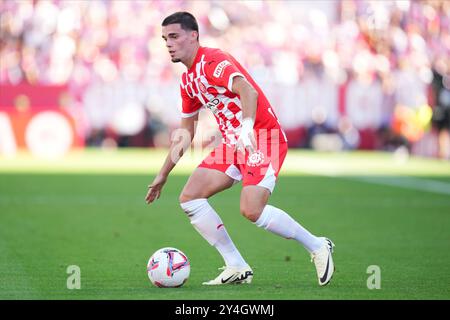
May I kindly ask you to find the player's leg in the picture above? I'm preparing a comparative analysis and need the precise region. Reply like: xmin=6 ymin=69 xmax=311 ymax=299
xmin=241 ymin=184 xmax=335 ymax=286
xmin=240 ymin=185 xmax=324 ymax=253
xmin=179 ymin=142 xmax=254 ymax=285
xmin=179 ymin=167 xmax=234 ymax=203
xmin=179 ymin=166 xmax=252 ymax=284
xmin=240 ymin=140 xmax=335 ymax=285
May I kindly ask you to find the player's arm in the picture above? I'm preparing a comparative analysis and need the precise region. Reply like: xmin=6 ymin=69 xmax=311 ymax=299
xmin=232 ymin=76 xmax=258 ymax=153
xmin=145 ymin=114 xmax=198 ymax=204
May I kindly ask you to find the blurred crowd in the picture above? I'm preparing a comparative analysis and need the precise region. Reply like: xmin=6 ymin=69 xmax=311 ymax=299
xmin=1 ymin=0 xmax=449 ymax=158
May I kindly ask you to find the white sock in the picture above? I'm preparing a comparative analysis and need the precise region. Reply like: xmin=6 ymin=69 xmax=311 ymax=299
xmin=180 ymin=198 xmax=248 ymax=268
xmin=255 ymin=205 xmax=323 ymax=253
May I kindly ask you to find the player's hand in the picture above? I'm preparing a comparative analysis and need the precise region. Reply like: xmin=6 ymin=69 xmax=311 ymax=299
xmin=145 ymin=174 xmax=167 ymax=204
xmin=236 ymin=118 xmax=257 ymax=154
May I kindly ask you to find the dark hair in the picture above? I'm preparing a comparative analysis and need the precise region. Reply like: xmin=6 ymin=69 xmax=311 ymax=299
xmin=162 ymin=11 xmax=199 ymax=35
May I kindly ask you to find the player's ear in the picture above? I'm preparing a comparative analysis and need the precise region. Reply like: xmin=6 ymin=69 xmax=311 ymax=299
xmin=191 ymin=30 xmax=199 ymax=42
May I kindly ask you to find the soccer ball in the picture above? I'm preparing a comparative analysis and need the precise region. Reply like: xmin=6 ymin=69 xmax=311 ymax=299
xmin=147 ymin=247 xmax=190 ymax=288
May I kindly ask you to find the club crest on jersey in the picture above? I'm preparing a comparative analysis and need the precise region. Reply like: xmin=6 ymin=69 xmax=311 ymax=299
xmin=198 ymin=81 xmax=207 ymax=93
xmin=213 ymin=60 xmax=231 ymax=78
xmin=247 ymin=150 xmax=265 ymax=167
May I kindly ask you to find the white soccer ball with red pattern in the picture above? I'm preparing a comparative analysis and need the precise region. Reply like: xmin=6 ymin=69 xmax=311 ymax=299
xmin=147 ymin=247 xmax=190 ymax=288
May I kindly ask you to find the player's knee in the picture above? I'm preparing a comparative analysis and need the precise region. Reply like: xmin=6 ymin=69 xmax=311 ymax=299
xmin=179 ymin=188 xmax=200 ymax=204
xmin=179 ymin=192 xmax=192 ymax=205
xmin=240 ymin=204 xmax=262 ymax=222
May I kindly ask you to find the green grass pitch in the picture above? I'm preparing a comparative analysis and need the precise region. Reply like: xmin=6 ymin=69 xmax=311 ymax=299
xmin=0 ymin=149 xmax=449 ymax=299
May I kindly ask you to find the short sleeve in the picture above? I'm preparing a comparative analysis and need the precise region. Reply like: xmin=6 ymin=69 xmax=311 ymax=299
xmin=204 ymin=52 xmax=245 ymax=92
xmin=180 ymin=84 xmax=202 ymax=118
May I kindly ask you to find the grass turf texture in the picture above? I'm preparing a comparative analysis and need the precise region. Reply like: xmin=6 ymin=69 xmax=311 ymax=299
xmin=1 ymin=149 xmax=449 ymax=299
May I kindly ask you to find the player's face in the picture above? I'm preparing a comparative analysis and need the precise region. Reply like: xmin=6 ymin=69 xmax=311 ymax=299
xmin=162 ymin=24 xmax=197 ymax=64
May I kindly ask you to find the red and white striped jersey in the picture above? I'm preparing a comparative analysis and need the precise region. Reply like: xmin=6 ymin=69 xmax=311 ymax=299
xmin=180 ymin=46 xmax=286 ymax=146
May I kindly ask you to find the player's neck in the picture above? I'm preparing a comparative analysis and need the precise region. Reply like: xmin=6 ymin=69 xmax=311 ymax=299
xmin=184 ymin=44 xmax=201 ymax=69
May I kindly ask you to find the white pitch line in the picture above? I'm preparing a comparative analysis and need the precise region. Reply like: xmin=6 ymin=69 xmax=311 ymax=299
xmin=342 ymin=176 xmax=450 ymax=196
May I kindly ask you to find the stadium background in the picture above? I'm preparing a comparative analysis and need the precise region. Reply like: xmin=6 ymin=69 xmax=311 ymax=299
xmin=1 ymin=0 xmax=450 ymax=301
xmin=1 ymin=0 xmax=449 ymax=159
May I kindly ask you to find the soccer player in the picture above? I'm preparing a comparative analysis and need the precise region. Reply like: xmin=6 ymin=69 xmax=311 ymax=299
xmin=145 ymin=12 xmax=335 ymax=286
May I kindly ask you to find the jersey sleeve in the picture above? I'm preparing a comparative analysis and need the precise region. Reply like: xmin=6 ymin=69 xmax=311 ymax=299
xmin=180 ymin=84 xmax=202 ymax=118
xmin=203 ymin=52 xmax=245 ymax=92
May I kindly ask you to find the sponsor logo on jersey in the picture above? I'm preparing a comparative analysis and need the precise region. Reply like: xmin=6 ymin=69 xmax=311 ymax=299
xmin=204 ymin=98 xmax=220 ymax=115
xmin=213 ymin=60 xmax=231 ymax=78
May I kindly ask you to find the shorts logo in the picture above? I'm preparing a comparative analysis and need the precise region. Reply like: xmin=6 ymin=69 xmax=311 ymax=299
xmin=213 ymin=60 xmax=231 ymax=78
xmin=247 ymin=150 xmax=265 ymax=167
